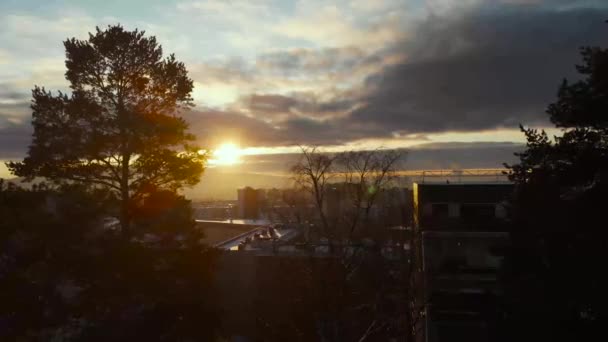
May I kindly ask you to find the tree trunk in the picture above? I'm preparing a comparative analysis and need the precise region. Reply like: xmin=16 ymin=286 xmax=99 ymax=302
xmin=120 ymin=151 xmax=131 ymax=236
xmin=120 ymin=186 xmax=130 ymax=235
xmin=118 ymin=95 xmax=131 ymax=236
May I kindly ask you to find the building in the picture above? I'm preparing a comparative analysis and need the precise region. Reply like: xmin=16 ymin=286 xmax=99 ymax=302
xmin=371 ymin=186 xmax=412 ymax=227
xmin=412 ymin=183 xmax=513 ymax=342
xmin=237 ymin=187 xmax=266 ymax=219
xmin=214 ymin=238 xmax=410 ymax=341
xmin=322 ymin=184 xmax=411 ymax=230
xmin=322 ymin=182 xmax=359 ymax=220
xmin=193 ymin=202 xmax=237 ymax=221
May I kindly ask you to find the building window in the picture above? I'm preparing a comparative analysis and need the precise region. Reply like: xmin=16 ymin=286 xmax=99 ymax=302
xmin=426 ymin=238 xmax=505 ymax=273
xmin=460 ymin=204 xmax=496 ymax=221
xmin=448 ymin=203 xmax=460 ymax=218
xmin=495 ymin=203 xmax=507 ymax=219
xmin=431 ymin=203 xmax=449 ymax=218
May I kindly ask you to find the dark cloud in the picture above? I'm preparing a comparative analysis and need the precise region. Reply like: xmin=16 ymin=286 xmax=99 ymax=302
xmin=281 ymin=117 xmax=335 ymax=142
xmin=0 ymin=83 xmax=28 ymax=102
xmin=279 ymin=116 xmax=386 ymax=145
xmin=247 ymin=94 xmax=297 ymax=114
xmin=405 ymin=142 xmax=522 ymax=170
xmin=184 ymin=107 xmax=356 ymax=147
xmin=184 ymin=105 xmax=374 ymax=147
xmin=349 ymin=4 xmax=608 ymax=134
xmin=255 ymin=46 xmax=378 ymax=77
xmin=0 ymin=85 xmax=30 ymax=160
xmin=0 ymin=120 xmax=31 ymax=160
xmin=204 ymin=2 xmax=608 ymax=146
xmin=183 ymin=108 xmax=282 ymax=147
xmin=242 ymin=91 xmax=357 ymax=121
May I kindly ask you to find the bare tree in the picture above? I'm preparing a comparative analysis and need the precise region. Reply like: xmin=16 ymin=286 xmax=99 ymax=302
xmin=336 ymin=149 xmax=404 ymax=241
xmin=291 ymin=146 xmax=337 ymax=241
xmin=281 ymin=147 xmax=423 ymax=341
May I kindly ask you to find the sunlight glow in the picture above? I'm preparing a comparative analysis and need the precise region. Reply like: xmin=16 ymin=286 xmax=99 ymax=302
xmin=210 ymin=142 xmax=243 ymax=165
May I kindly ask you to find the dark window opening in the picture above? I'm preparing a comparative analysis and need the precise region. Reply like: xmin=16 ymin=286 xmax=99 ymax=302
xmin=460 ymin=204 xmax=495 ymax=221
xmin=432 ymin=203 xmax=449 ymax=218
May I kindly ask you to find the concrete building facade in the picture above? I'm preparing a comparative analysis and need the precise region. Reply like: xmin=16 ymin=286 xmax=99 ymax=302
xmin=412 ymin=183 xmax=513 ymax=342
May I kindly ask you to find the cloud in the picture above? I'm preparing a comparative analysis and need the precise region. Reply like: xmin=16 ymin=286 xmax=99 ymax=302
xmin=0 ymin=120 xmax=31 ymax=160
xmin=239 ymin=90 xmax=357 ymax=121
xmin=271 ymin=0 xmax=406 ymax=48
xmin=348 ymin=3 xmax=608 ymax=135
xmin=0 ymin=12 xmax=101 ymax=63
xmin=189 ymin=57 xmax=254 ymax=86
xmin=184 ymin=1 xmax=608 ymax=147
xmin=172 ymin=0 xmax=295 ymax=54
xmin=405 ymin=141 xmax=523 ymax=170
xmin=0 ymin=83 xmax=28 ymax=102
xmin=189 ymin=45 xmax=394 ymax=93
xmin=187 ymin=45 xmax=395 ymax=111
xmin=176 ymin=0 xmax=273 ymax=28
xmin=0 ymin=49 xmax=11 ymax=65
xmin=2 ymin=0 xmax=607 ymax=162
xmin=0 ymin=84 xmax=31 ymax=160
xmin=0 ymin=83 xmax=29 ymax=119
xmin=254 ymin=46 xmax=390 ymax=82
xmin=247 ymin=94 xmax=297 ymax=114
xmin=184 ymin=105 xmax=366 ymax=147
xmin=183 ymin=108 xmax=283 ymax=147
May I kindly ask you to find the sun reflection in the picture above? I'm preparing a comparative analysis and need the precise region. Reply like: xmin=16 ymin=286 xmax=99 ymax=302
xmin=210 ymin=142 xmax=242 ymax=165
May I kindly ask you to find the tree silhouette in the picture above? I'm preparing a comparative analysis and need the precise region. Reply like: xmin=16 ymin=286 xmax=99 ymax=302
xmin=285 ymin=147 xmax=412 ymax=341
xmin=291 ymin=146 xmax=336 ymax=239
xmin=7 ymin=25 xmax=205 ymax=234
xmin=503 ymin=44 xmax=608 ymax=341
xmin=0 ymin=181 xmax=221 ymax=341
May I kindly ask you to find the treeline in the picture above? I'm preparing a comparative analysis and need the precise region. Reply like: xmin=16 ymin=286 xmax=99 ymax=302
xmin=1 ymin=25 xmax=219 ymax=341
xmin=0 ymin=181 xmax=221 ymax=340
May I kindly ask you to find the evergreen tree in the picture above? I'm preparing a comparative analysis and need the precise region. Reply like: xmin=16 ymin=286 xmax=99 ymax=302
xmin=8 ymin=25 xmax=205 ymax=234
xmin=503 ymin=44 xmax=608 ymax=341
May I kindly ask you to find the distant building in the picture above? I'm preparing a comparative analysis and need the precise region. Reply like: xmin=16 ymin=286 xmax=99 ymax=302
xmin=371 ymin=187 xmax=412 ymax=227
xmin=193 ymin=202 xmax=236 ymax=221
xmin=322 ymin=183 xmax=358 ymax=220
xmin=237 ymin=187 xmax=265 ymax=219
xmin=322 ymin=183 xmax=411 ymax=228
xmin=412 ymin=183 xmax=513 ymax=342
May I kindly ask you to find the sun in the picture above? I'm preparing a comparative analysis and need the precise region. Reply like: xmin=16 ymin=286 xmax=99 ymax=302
xmin=210 ymin=142 xmax=243 ymax=165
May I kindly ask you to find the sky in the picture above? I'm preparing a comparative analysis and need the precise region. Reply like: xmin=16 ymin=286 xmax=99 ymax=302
xmin=1 ymin=0 xmax=608 ymax=182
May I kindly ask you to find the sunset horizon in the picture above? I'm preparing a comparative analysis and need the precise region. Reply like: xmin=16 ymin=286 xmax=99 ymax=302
xmin=3 ymin=0 xmax=605 ymax=183
xmin=2 ymin=1 xmax=607 ymax=341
